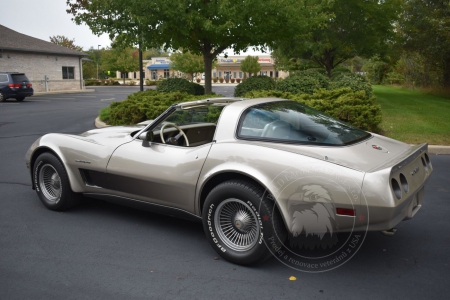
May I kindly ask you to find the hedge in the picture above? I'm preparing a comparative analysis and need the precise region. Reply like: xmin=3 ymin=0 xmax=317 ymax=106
xmin=234 ymin=75 xmax=276 ymax=97
xmin=156 ymin=78 xmax=205 ymax=95
xmin=100 ymin=90 xmax=216 ymax=125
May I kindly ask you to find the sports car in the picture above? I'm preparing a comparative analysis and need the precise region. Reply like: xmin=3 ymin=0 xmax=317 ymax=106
xmin=25 ymin=97 xmax=433 ymax=265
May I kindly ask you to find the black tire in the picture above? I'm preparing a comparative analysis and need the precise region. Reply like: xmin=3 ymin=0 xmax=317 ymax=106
xmin=16 ymin=97 xmax=25 ymax=102
xmin=0 ymin=92 xmax=5 ymax=102
xmin=33 ymin=152 xmax=81 ymax=211
xmin=202 ymin=180 xmax=286 ymax=265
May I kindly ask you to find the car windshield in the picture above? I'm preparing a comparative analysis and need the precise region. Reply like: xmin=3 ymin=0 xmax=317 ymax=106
xmin=154 ymin=104 xmax=225 ymax=130
xmin=237 ymin=101 xmax=371 ymax=146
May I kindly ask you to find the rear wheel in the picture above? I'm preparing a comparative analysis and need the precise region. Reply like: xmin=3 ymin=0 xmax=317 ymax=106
xmin=33 ymin=153 xmax=81 ymax=211
xmin=202 ymin=180 xmax=285 ymax=265
xmin=16 ymin=97 xmax=25 ymax=102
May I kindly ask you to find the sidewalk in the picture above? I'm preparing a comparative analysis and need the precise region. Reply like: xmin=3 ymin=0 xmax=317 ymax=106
xmin=34 ymin=88 xmax=94 ymax=96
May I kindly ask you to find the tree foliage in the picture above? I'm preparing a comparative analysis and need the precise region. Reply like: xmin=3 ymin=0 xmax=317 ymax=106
xmin=273 ymin=0 xmax=401 ymax=77
xmin=240 ymin=56 xmax=261 ymax=78
xmin=67 ymin=0 xmax=328 ymax=94
xmin=49 ymin=35 xmax=84 ymax=52
xmin=101 ymin=47 xmax=140 ymax=83
xmin=398 ymin=0 xmax=450 ymax=87
xmin=170 ymin=51 xmax=206 ymax=81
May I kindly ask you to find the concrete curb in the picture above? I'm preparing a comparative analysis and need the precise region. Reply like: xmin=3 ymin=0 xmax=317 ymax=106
xmin=93 ymin=116 xmax=449 ymax=154
xmin=35 ymin=89 xmax=94 ymax=96
xmin=428 ymin=145 xmax=450 ymax=155
xmin=95 ymin=117 xmax=110 ymax=129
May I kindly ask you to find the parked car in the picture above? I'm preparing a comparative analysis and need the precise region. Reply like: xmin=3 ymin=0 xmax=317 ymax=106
xmin=25 ymin=97 xmax=433 ymax=265
xmin=0 ymin=72 xmax=34 ymax=102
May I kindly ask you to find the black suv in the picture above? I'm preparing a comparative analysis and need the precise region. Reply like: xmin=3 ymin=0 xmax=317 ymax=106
xmin=0 ymin=72 xmax=34 ymax=102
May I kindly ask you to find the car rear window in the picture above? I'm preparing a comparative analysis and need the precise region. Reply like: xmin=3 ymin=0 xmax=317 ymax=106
xmin=11 ymin=74 xmax=29 ymax=82
xmin=0 ymin=74 xmax=8 ymax=82
xmin=237 ymin=101 xmax=371 ymax=146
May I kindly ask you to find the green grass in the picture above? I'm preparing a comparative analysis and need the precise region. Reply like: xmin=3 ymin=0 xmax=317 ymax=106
xmin=373 ymin=85 xmax=450 ymax=145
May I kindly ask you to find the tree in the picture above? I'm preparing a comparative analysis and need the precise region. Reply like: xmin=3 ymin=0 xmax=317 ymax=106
xmin=67 ymin=0 xmax=327 ymax=94
xmin=144 ymin=48 xmax=169 ymax=60
xmin=101 ymin=47 xmax=140 ymax=83
xmin=49 ymin=35 xmax=84 ymax=52
xmin=240 ymin=56 xmax=261 ymax=78
xmin=273 ymin=0 xmax=401 ymax=77
xmin=398 ymin=0 xmax=450 ymax=87
xmin=170 ymin=51 xmax=205 ymax=81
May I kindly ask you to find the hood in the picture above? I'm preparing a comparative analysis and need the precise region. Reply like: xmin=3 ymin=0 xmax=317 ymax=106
xmin=247 ymin=134 xmax=413 ymax=173
xmin=68 ymin=125 xmax=144 ymax=146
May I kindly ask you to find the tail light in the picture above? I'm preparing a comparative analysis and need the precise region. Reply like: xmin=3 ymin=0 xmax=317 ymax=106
xmin=8 ymin=83 xmax=21 ymax=88
xmin=27 ymin=83 xmax=32 ymax=87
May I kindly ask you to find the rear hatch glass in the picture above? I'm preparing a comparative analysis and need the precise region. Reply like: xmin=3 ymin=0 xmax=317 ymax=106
xmin=11 ymin=74 xmax=30 ymax=83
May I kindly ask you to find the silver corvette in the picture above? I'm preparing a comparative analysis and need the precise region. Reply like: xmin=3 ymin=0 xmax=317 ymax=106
xmin=25 ymin=97 xmax=433 ymax=265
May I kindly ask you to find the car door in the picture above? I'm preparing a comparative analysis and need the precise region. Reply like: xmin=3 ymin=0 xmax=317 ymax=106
xmin=105 ymin=139 xmax=213 ymax=214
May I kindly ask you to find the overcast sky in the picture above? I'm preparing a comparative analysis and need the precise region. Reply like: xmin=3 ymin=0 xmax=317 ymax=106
xmin=2 ymin=0 xmax=264 ymax=55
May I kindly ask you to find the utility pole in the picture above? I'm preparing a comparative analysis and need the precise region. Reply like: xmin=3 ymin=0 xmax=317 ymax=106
xmin=139 ymin=42 xmax=144 ymax=92
xmin=97 ymin=45 xmax=101 ymax=80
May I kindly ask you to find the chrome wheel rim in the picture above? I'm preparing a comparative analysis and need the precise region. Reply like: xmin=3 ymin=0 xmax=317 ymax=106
xmin=38 ymin=164 xmax=62 ymax=202
xmin=214 ymin=198 xmax=260 ymax=252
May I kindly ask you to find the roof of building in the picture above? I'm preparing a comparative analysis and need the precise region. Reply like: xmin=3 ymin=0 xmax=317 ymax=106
xmin=0 ymin=25 xmax=87 ymax=57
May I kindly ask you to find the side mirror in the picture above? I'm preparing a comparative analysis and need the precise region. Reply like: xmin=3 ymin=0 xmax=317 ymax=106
xmin=140 ymin=131 xmax=154 ymax=147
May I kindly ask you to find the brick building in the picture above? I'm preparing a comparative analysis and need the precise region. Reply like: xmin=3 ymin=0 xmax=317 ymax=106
xmin=0 ymin=25 xmax=86 ymax=92
xmin=118 ymin=55 xmax=288 ymax=81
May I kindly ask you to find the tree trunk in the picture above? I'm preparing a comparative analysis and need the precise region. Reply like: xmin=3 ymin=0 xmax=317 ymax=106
xmin=442 ymin=57 xmax=450 ymax=88
xmin=203 ymin=53 xmax=213 ymax=94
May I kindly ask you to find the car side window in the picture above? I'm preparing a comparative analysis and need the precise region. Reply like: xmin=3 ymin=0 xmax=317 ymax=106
xmin=0 ymin=74 xmax=8 ymax=83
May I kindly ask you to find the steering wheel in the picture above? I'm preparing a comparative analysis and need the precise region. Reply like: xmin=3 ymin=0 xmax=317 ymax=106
xmin=160 ymin=123 xmax=190 ymax=146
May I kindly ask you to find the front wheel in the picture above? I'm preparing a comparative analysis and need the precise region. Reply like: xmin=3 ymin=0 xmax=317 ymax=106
xmin=202 ymin=180 xmax=285 ymax=265
xmin=33 ymin=153 xmax=81 ymax=211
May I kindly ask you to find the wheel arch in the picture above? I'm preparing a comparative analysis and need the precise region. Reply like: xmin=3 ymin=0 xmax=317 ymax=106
xmin=29 ymin=146 xmax=74 ymax=191
xmin=198 ymin=171 xmax=289 ymax=231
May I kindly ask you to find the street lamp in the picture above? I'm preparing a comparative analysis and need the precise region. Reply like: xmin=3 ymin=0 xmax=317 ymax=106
xmin=97 ymin=45 xmax=101 ymax=80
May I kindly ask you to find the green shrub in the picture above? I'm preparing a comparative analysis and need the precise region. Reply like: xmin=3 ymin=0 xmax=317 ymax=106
xmin=234 ymin=75 xmax=276 ymax=97
xmin=145 ymin=79 xmax=160 ymax=86
xmin=156 ymin=78 xmax=204 ymax=95
xmin=99 ymin=107 xmax=111 ymax=122
xmin=244 ymin=88 xmax=382 ymax=132
xmin=128 ymin=81 xmax=136 ymax=86
xmin=328 ymin=73 xmax=373 ymax=99
xmin=330 ymin=67 xmax=352 ymax=79
xmin=106 ymin=90 xmax=217 ymax=125
xmin=276 ymin=71 xmax=329 ymax=94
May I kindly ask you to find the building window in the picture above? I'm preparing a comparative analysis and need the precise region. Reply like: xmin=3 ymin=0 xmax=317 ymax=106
xmin=275 ymin=71 xmax=279 ymax=78
xmin=62 ymin=66 xmax=74 ymax=79
xmin=164 ymin=69 xmax=170 ymax=78
xmin=213 ymin=72 xmax=216 ymax=78
xmin=219 ymin=71 xmax=222 ymax=78
xmin=233 ymin=72 xmax=237 ymax=78
xmin=133 ymin=72 xmax=137 ymax=79
xmin=270 ymin=71 xmax=273 ymax=77
xmin=239 ymin=72 xmax=242 ymax=78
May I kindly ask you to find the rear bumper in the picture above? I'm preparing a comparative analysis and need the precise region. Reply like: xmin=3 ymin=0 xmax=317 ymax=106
xmin=4 ymin=88 xmax=33 ymax=98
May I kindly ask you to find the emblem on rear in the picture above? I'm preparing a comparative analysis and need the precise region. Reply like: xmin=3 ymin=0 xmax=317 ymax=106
xmin=372 ymin=145 xmax=382 ymax=150
xmin=410 ymin=167 xmax=419 ymax=176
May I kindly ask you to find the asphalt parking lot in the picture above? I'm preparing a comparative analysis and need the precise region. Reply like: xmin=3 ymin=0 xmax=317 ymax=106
xmin=0 ymin=86 xmax=449 ymax=299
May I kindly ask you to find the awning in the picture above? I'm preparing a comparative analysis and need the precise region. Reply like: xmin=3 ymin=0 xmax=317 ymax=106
xmin=147 ymin=64 xmax=170 ymax=70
